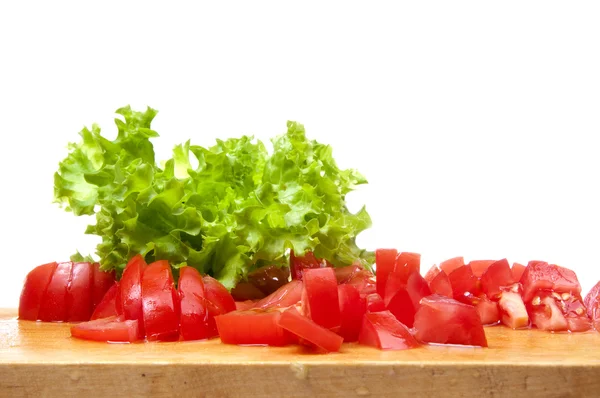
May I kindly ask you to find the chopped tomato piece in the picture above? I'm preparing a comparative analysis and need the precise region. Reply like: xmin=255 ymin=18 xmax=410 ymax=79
xmin=336 ymin=265 xmax=376 ymax=296
xmin=584 ymin=281 xmax=600 ymax=331
xmin=337 ymin=284 xmax=366 ymax=342
xmin=235 ymin=300 xmax=257 ymax=311
xmin=498 ymin=291 xmax=529 ymax=329
xmin=119 ymin=254 xmax=147 ymax=336
xmin=141 ymin=260 xmax=180 ymax=341
xmin=38 ymin=262 xmax=73 ymax=322
xmin=439 ymin=256 xmax=465 ymax=275
xmin=90 ymin=282 xmax=120 ymax=320
xmin=247 ymin=264 xmax=290 ymax=295
xmin=393 ymin=252 xmax=421 ymax=283
xmin=179 ymin=267 xmax=214 ymax=341
xmin=254 ymin=280 xmax=303 ymax=309
xmin=520 ymin=261 xmax=582 ymax=303
xmin=203 ymin=275 xmax=236 ymax=314
xmin=511 ymin=262 xmax=526 ymax=282
xmin=18 ymin=262 xmax=58 ymax=321
xmin=302 ymin=267 xmax=341 ymax=331
xmin=216 ymin=309 xmax=293 ymax=346
xmin=358 ymin=311 xmax=419 ymax=350
xmin=527 ymin=292 xmax=568 ymax=332
xmin=428 ymin=270 xmax=453 ymax=297
xmin=91 ymin=263 xmax=116 ymax=311
xmin=290 ymin=251 xmax=327 ymax=280
xmin=278 ymin=307 xmax=343 ymax=352
xmin=334 ymin=264 xmax=363 ymax=284
xmin=423 ymin=264 xmax=441 ymax=284
xmin=375 ymin=248 xmax=398 ymax=297
xmin=472 ymin=296 xmax=500 ymax=325
xmin=66 ymin=262 xmax=94 ymax=322
xmin=468 ymin=260 xmax=496 ymax=278
xmin=448 ymin=265 xmax=480 ymax=304
xmin=231 ymin=282 xmax=266 ymax=301
xmin=71 ymin=316 xmax=140 ymax=343
xmin=413 ymin=294 xmax=488 ymax=347
xmin=480 ymin=259 xmax=514 ymax=300
xmin=385 ymin=272 xmax=431 ymax=328
xmin=365 ymin=293 xmax=386 ymax=312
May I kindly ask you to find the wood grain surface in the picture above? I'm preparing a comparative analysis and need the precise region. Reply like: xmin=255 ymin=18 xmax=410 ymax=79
xmin=1 ymin=309 xmax=599 ymax=397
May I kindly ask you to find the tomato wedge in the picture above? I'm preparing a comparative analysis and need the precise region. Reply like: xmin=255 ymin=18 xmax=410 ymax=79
xmin=67 ymin=262 xmax=94 ymax=322
xmin=38 ymin=262 xmax=73 ymax=322
xmin=90 ymin=282 xmax=120 ymax=320
xmin=302 ymin=267 xmax=341 ymax=331
xmin=18 ymin=262 xmax=58 ymax=321
xmin=141 ymin=260 xmax=180 ymax=341
xmin=375 ymin=248 xmax=398 ymax=297
xmin=413 ymin=294 xmax=488 ymax=347
xmin=216 ymin=309 xmax=293 ymax=346
xmin=278 ymin=307 xmax=343 ymax=352
xmin=358 ymin=311 xmax=419 ymax=350
xmin=178 ymin=266 xmax=214 ymax=341
xmin=337 ymin=284 xmax=366 ymax=342
xmin=71 ymin=316 xmax=140 ymax=343
xmin=119 ymin=254 xmax=147 ymax=336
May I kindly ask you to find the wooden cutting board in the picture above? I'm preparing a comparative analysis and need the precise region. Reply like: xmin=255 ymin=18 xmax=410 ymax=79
xmin=1 ymin=309 xmax=599 ymax=397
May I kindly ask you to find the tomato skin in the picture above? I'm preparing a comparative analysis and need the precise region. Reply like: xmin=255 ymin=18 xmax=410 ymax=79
xmin=141 ymin=260 xmax=180 ymax=341
xmin=302 ymin=267 xmax=341 ymax=331
xmin=253 ymin=280 xmax=303 ymax=310
xmin=66 ymin=262 xmax=94 ymax=322
xmin=448 ymin=265 xmax=480 ymax=304
xmin=358 ymin=311 xmax=419 ymax=350
xmin=71 ymin=316 xmax=140 ymax=343
xmin=19 ymin=262 xmax=58 ymax=321
xmin=337 ymin=284 xmax=366 ymax=342
xmin=511 ymin=262 xmax=526 ymax=282
xmin=90 ymin=282 xmax=120 ymax=320
xmin=413 ymin=294 xmax=488 ymax=347
xmin=38 ymin=262 xmax=73 ymax=322
xmin=91 ymin=263 xmax=116 ymax=311
xmin=375 ymin=248 xmax=398 ymax=297
xmin=520 ymin=261 xmax=582 ymax=303
xmin=468 ymin=260 xmax=496 ymax=278
xmin=216 ymin=309 xmax=293 ymax=346
xmin=480 ymin=259 xmax=514 ymax=300
xmin=429 ymin=270 xmax=453 ymax=297
xmin=278 ymin=306 xmax=344 ymax=352
xmin=179 ymin=267 xmax=213 ymax=341
xmin=439 ymin=256 xmax=465 ymax=275
xmin=119 ymin=254 xmax=147 ymax=337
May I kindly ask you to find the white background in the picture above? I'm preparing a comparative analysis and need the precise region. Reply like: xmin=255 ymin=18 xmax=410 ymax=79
xmin=1 ymin=1 xmax=599 ymax=308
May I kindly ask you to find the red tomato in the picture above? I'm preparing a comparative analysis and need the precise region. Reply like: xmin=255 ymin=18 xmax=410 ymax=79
xmin=439 ymin=256 xmax=465 ymax=275
xmin=413 ymin=294 xmax=488 ymax=347
xmin=345 ymin=269 xmax=376 ymax=296
xmin=365 ymin=293 xmax=386 ymax=312
xmin=424 ymin=264 xmax=441 ymax=284
xmin=375 ymin=248 xmax=398 ymax=297
xmin=91 ymin=263 xmax=116 ymax=310
xmin=520 ymin=261 xmax=582 ymax=303
xmin=66 ymin=262 xmax=94 ymax=322
xmin=527 ymin=291 xmax=591 ymax=332
xmin=216 ymin=309 xmax=293 ymax=346
xmin=278 ymin=307 xmax=343 ymax=352
xmin=511 ymin=262 xmax=526 ymax=282
xmin=468 ymin=260 xmax=496 ymax=278
xmin=302 ymin=267 xmax=341 ymax=331
xmin=393 ymin=252 xmax=421 ymax=284
xmin=358 ymin=311 xmax=419 ymax=350
xmin=231 ymin=282 xmax=266 ymax=301
xmin=337 ymin=284 xmax=366 ymax=342
xmin=448 ymin=265 xmax=480 ymax=304
xmin=429 ymin=270 xmax=453 ymax=297
xmin=253 ymin=280 xmax=303 ymax=309
xmin=498 ymin=291 xmax=529 ymax=329
xmin=90 ymin=282 xmax=120 ymax=320
xmin=178 ymin=266 xmax=214 ymax=341
xmin=38 ymin=262 xmax=73 ymax=322
xmin=472 ymin=296 xmax=500 ymax=325
xmin=203 ymin=275 xmax=236 ymax=314
xmin=480 ymin=259 xmax=514 ymax=300
xmin=71 ymin=316 xmax=140 ymax=343
xmin=18 ymin=262 xmax=58 ymax=321
xmin=385 ymin=272 xmax=431 ymax=328
xmin=119 ymin=254 xmax=147 ymax=337
xmin=141 ymin=260 xmax=180 ymax=341
xmin=290 ymin=251 xmax=327 ymax=280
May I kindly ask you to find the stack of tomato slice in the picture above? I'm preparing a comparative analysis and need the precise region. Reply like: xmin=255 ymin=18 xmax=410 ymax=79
xmin=18 ymin=249 xmax=600 ymax=352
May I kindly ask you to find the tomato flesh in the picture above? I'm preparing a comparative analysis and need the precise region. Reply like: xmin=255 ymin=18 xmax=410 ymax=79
xmin=38 ymin=262 xmax=73 ymax=322
xmin=429 ymin=270 xmax=453 ymax=297
xmin=216 ymin=309 xmax=293 ymax=346
xmin=473 ymin=296 xmax=500 ymax=325
xmin=511 ymin=262 xmax=526 ymax=282
xmin=178 ymin=266 xmax=213 ymax=341
xmin=468 ymin=260 xmax=496 ymax=278
xmin=413 ymin=294 xmax=488 ymax=347
xmin=71 ymin=316 xmax=140 ymax=343
xmin=358 ymin=311 xmax=419 ymax=350
xmin=385 ymin=272 xmax=431 ymax=328
xmin=141 ymin=260 xmax=180 ymax=341
xmin=337 ymin=284 xmax=367 ymax=342
xmin=439 ymin=256 xmax=465 ymax=275
xmin=480 ymin=259 xmax=514 ymax=300
xmin=90 ymin=282 xmax=120 ymax=320
xmin=18 ymin=262 xmax=58 ymax=321
xmin=424 ymin=264 xmax=441 ymax=284
xmin=520 ymin=261 xmax=581 ymax=303
xmin=375 ymin=248 xmax=398 ymax=297
xmin=448 ymin=265 xmax=480 ymax=304
xmin=393 ymin=252 xmax=421 ymax=284
xmin=365 ymin=293 xmax=386 ymax=313
xmin=498 ymin=291 xmax=529 ymax=329
xmin=278 ymin=307 xmax=343 ymax=352
xmin=302 ymin=267 xmax=341 ymax=331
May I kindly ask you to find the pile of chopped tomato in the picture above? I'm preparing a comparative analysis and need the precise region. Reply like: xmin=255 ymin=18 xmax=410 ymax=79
xmin=18 ymin=249 xmax=600 ymax=352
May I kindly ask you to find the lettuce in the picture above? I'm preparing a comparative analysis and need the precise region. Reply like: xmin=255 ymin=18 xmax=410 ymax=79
xmin=54 ymin=106 xmax=373 ymax=288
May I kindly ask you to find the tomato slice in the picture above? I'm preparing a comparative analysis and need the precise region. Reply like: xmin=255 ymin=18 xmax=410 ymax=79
xmin=120 ymin=254 xmax=147 ymax=337
xmin=375 ymin=248 xmax=398 ymax=297
xmin=439 ymin=256 xmax=465 ymax=275
xmin=18 ymin=262 xmax=58 ymax=321
xmin=468 ymin=260 xmax=496 ymax=278
xmin=358 ymin=311 xmax=419 ymax=350
xmin=71 ymin=316 xmax=140 ymax=343
xmin=38 ymin=262 xmax=73 ymax=322
xmin=413 ymin=294 xmax=488 ymax=347
xmin=448 ymin=265 xmax=480 ymax=304
xmin=278 ymin=307 xmax=343 ymax=352
xmin=429 ymin=270 xmax=453 ymax=297
xmin=178 ymin=266 xmax=214 ymax=341
xmin=67 ymin=262 xmax=94 ymax=322
xmin=254 ymin=279 xmax=303 ymax=309
xmin=290 ymin=251 xmax=327 ymax=280
xmin=520 ymin=261 xmax=582 ymax=303
xmin=141 ymin=260 xmax=180 ymax=341
xmin=511 ymin=262 xmax=526 ymax=282
xmin=91 ymin=263 xmax=116 ymax=311
xmin=216 ymin=309 xmax=293 ymax=346
xmin=498 ymin=291 xmax=529 ymax=329
xmin=480 ymin=259 xmax=514 ymax=300
xmin=90 ymin=282 xmax=120 ymax=320
xmin=302 ymin=267 xmax=341 ymax=331
xmin=337 ymin=284 xmax=366 ymax=342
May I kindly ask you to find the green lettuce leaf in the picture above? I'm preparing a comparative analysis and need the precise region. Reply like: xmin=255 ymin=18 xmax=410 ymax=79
xmin=54 ymin=107 xmax=373 ymax=288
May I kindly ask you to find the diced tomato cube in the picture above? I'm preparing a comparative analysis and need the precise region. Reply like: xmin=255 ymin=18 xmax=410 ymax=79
xmin=439 ymin=256 xmax=465 ymax=275
xmin=511 ymin=262 xmax=526 ymax=282
xmin=375 ymin=248 xmax=398 ymax=297
xmin=384 ymin=272 xmax=431 ymax=328
xmin=424 ymin=264 xmax=441 ymax=284
xmin=527 ymin=293 xmax=569 ymax=332
xmin=365 ymin=293 xmax=386 ymax=313
xmin=473 ymin=296 xmax=500 ymax=325
xmin=216 ymin=309 xmax=293 ymax=346
xmin=468 ymin=260 xmax=496 ymax=278
xmin=520 ymin=261 xmax=582 ymax=303
xmin=358 ymin=311 xmax=419 ymax=350
xmin=480 ymin=259 xmax=514 ymax=300
xmin=584 ymin=281 xmax=600 ymax=331
xmin=393 ymin=252 xmax=421 ymax=284
xmin=278 ymin=307 xmax=343 ymax=353
xmin=498 ymin=291 xmax=529 ymax=329
xmin=337 ymin=284 xmax=367 ymax=342
xmin=302 ymin=267 xmax=341 ymax=331
xmin=428 ymin=270 xmax=453 ymax=297
xmin=448 ymin=265 xmax=480 ymax=304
